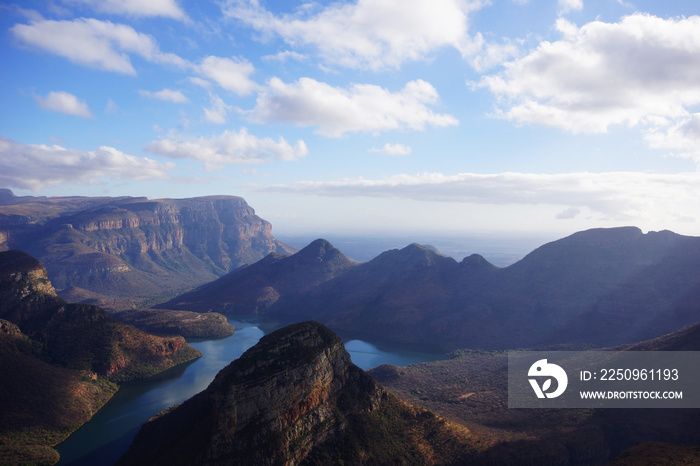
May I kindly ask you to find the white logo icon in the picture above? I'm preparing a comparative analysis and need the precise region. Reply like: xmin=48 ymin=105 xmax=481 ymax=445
xmin=528 ymin=359 xmax=568 ymax=399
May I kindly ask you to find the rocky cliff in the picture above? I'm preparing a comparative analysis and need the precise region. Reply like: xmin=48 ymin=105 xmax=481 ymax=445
xmin=0 ymin=250 xmax=205 ymax=465
xmin=119 ymin=321 xmax=473 ymax=466
xmin=0 ymin=190 xmax=294 ymax=308
xmin=0 ymin=250 xmax=201 ymax=382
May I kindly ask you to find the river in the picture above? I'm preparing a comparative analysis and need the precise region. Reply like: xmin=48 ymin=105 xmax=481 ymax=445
xmin=55 ymin=317 xmax=444 ymax=465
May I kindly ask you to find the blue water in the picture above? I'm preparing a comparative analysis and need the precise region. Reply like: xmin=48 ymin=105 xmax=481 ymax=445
xmin=55 ymin=317 xmax=443 ymax=465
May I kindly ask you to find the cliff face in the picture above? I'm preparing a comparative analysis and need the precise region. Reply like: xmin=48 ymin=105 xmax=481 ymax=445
xmin=119 ymin=321 xmax=383 ymax=465
xmin=0 ymin=250 xmax=206 ymax=465
xmin=0 ymin=250 xmax=201 ymax=383
xmin=0 ymin=192 xmax=294 ymax=308
xmin=120 ymin=321 xmax=475 ymax=466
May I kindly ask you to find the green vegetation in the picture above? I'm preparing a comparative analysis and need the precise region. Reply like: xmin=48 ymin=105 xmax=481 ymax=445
xmin=0 ymin=330 xmax=118 ymax=466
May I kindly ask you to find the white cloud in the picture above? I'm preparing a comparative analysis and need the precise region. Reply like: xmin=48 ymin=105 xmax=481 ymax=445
xmin=203 ymin=94 xmax=234 ymax=124
xmin=11 ymin=18 xmax=188 ymax=75
xmin=556 ymin=206 xmax=581 ymax=219
xmin=257 ymin=171 xmax=700 ymax=222
xmin=139 ymin=88 xmax=189 ymax=103
xmin=558 ymin=0 xmax=583 ymax=15
xmin=105 ymin=98 xmax=119 ymax=115
xmin=221 ymin=0 xmax=484 ymax=70
xmin=248 ymin=77 xmax=458 ymax=137
xmin=198 ymin=56 xmax=258 ymax=95
xmin=469 ymin=40 xmax=521 ymax=72
xmin=0 ymin=136 xmax=173 ymax=191
xmin=35 ymin=91 xmax=94 ymax=118
xmin=368 ymin=143 xmax=412 ymax=156
xmin=261 ymin=50 xmax=308 ymax=63
xmin=62 ymin=0 xmax=187 ymax=20
xmin=478 ymin=14 xmax=700 ymax=136
xmin=145 ymin=128 xmax=308 ymax=170
xmin=645 ymin=113 xmax=700 ymax=161
xmin=187 ymin=76 xmax=213 ymax=90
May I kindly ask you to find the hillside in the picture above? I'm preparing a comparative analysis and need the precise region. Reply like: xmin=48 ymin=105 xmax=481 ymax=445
xmin=0 ymin=190 xmax=295 ymax=309
xmin=113 ymin=309 xmax=235 ymax=339
xmin=119 ymin=321 xmax=475 ymax=465
xmin=370 ymin=320 xmax=700 ymax=465
xmin=163 ymin=227 xmax=700 ymax=351
xmin=0 ymin=250 xmax=202 ymax=465
xmin=158 ymin=238 xmax=357 ymax=314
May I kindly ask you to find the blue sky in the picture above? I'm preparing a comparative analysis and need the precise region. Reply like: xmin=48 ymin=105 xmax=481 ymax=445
xmin=2 ymin=0 xmax=700 ymax=238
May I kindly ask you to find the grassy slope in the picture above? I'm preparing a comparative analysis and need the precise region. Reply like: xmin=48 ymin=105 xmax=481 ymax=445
xmin=112 ymin=309 xmax=235 ymax=339
xmin=0 ymin=329 xmax=118 ymax=466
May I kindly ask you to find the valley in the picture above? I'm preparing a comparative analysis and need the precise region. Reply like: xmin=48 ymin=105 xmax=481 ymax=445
xmin=2 ymin=192 xmax=700 ymax=465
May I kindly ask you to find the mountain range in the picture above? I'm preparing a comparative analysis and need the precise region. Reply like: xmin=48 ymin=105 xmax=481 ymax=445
xmin=0 ymin=189 xmax=294 ymax=309
xmin=161 ymin=227 xmax=700 ymax=351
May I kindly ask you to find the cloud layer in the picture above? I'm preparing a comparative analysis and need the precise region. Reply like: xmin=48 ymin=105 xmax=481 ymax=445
xmin=0 ymin=137 xmax=173 ymax=191
xmin=63 ymin=0 xmax=187 ymax=20
xmin=145 ymin=129 xmax=308 ymax=170
xmin=258 ymin=171 xmax=700 ymax=222
xmin=11 ymin=18 xmax=188 ymax=74
xmin=222 ymin=0 xmax=482 ymax=70
xmin=248 ymin=78 xmax=458 ymax=137
xmin=479 ymin=14 xmax=700 ymax=144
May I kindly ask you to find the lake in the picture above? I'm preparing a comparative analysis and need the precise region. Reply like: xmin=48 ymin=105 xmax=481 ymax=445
xmin=55 ymin=317 xmax=444 ymax=465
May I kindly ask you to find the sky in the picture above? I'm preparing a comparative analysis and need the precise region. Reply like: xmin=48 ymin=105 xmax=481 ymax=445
xmin=2 ymin=0 xmax=700 ymax=241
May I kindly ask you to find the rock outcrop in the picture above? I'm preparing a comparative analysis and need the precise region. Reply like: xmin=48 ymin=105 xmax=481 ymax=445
xmin=0 ymin=250 xmax=201 ymax=382
xmin=0 ymin=191 xmax=295 ymax=309
xmin=119 ymin=321 xmax=382 ymax=465
xmin=119 ymin=321 xmax=472 ymax=466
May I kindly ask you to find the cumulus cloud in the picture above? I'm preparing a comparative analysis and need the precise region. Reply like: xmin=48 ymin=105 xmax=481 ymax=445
xmin=558 ymin=0 xmax=583 ymax=15
xmin=221 ymin=0 xmax=483 ymax=70
xmin=145 ymin=128 xmax=308 ymax=170
xmin=203 ymin=94 xmax=234 ymax=124
xmin=35 ymin=91 xmax=94 ymax=118
xmin=368 ymin=143 xmax=412 ymax=156
xmin=11 ymin=18 xmax=188 ymax=75
xmin=197 ymin=56 xmax=258 ymax=95
xmin=257 ymin=171 xmax=700 ymax=221
xmin=0 ymin=136 xmax=173 ymax=191
xmin=645 ymin=113 xmax=700 ymax=161
xmin=478 ymin=14 xmax=700 ymax=137
xmin=139 ymin=88 xmax=189 ymax=103
xmin=248 ymin=77 xmax=458 ymax=137
xmin=62 ymin=0 xmax=187 ymax=20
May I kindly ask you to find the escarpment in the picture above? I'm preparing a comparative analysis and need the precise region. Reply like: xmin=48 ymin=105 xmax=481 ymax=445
xmin=0 ymin=192 xmax=295 ymax=308
xmin=0 ymin=250 xmax=201 ymax=382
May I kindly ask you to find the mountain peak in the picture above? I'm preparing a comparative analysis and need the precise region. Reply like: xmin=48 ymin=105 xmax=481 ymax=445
xmin=119 ymin=321 xmax=385 ymax=465
xmin=294 ymin=238 xmax=353 ymax=264
xmin=380 ymin=243 xmax=456 ymax=268
xmin=460 ymin=253 xmax=497 ymax=270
